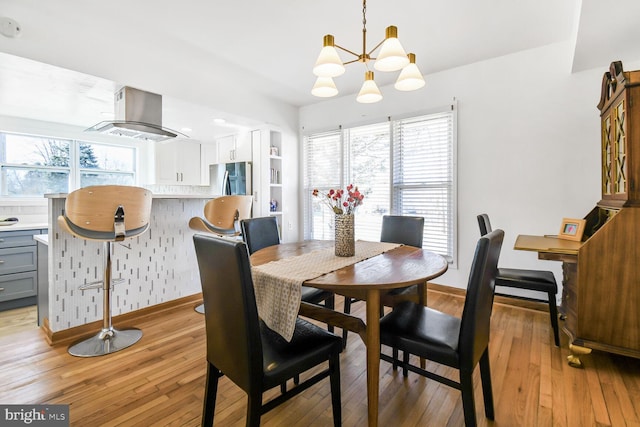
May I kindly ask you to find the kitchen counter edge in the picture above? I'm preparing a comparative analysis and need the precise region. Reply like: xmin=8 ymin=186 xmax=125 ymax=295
xmin=44 ymin=193 xmax=217 ymax=199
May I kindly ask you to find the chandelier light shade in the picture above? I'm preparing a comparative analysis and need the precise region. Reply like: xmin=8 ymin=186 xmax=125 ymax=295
xmin=356 ymin=71 xmax=383 ymax=103
xmin=312 ymin=76 xmax=339 ymax=97
xmin=374 ymin=26 xmax=410 ymax=72
xmin=311 ymin=0 xmax=424 ymax=103
xmin=394 ymin=53 xmax=426 ymax=91
xmin=313 ymin=35 xmax=346 ymax=78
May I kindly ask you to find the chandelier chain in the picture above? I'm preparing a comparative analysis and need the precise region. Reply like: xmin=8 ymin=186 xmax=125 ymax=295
xmin=362 ymin=0 xmax=367 ymax=31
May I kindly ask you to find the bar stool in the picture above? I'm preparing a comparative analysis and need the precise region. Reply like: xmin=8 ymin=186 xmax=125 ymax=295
xmin=188 ymin=195 xmax=253 ymax=237
xmin=189 ymin=195 xmax=253 ymax=313
xmin=58 ymin=185 xmax=152 ymax=357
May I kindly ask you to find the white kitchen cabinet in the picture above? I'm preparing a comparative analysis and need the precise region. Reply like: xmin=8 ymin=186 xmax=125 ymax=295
xmin=199 ymin=143 xmax=218 ymax=186
xmin=217 ymin=132 xmax=252 ymax=163
xmin=155 ymin=139 xmax=202 ymax=185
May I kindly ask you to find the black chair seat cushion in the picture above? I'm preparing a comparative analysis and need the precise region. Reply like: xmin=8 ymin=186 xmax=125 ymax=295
xmin=497 ymin=268 xmax=557 ymax=293
xmin=301 ymin=286 xmax=333 ymax=305
xmin=260 ymin=318 xmax=342 ymax=390
xmin=380 ymin=301 xmax=461 ymax=368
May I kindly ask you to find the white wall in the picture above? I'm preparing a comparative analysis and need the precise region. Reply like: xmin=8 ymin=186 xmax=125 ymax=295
xmin=300 ymin=41 xmax=640 ymax=295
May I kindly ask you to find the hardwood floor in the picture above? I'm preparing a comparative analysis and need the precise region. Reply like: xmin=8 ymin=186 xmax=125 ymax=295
xmin=0 ymin=305 xmax=38 ymax=337
xmin=1 ymin=291 xmax=639 ymax=426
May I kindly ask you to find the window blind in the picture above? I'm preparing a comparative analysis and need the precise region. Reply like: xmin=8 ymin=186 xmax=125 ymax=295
xmin=303 ymin=108 xmax=456 ymax=262
xmin=303 ymin=130 xmax=342 ymax=240
xmin=393 ymin=113 xmax=455 ymax=260
xmin=346 ymin=122 xmax=390 ymax=241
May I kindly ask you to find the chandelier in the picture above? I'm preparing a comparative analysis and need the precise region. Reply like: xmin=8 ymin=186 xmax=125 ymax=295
xmin=311 ymin=0 xmax=425 ymax=103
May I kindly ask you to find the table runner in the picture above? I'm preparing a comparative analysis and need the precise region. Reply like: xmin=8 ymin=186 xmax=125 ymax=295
xmin=252 ymin=240 xmax=401 ymax=341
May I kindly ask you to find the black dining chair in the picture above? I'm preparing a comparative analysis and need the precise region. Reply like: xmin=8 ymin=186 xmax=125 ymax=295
xmin=241 ymin=216 xmax=337 ymax=392
xmin=193 ymin=234 xmax=343 ymax=427
xmin=477 ymin=213 xmax=560 ymax=346
xmin=380 ymin=229 xmax=504 ymax=427
xmin=342 ymin=215 xmax=424 ymax=347
xmin=240 ymin=217 xmax=336 ymax=320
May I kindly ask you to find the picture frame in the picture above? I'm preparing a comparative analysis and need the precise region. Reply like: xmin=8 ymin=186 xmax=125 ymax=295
xmin=558 ymin=217 xmax=586 ymax=241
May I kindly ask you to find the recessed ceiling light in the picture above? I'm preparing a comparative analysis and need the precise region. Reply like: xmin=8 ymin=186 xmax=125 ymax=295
xmin=213 ymin=118 xmax=226 ymax=124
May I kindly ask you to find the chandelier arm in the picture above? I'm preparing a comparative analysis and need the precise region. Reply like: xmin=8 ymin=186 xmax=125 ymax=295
xmin=334 ymin=43 xmax=361 ymax=59
xmin=343 ymin=58 xmax=361 ymax=65
xmin=367 ymin=39 xmax=385 ymax=57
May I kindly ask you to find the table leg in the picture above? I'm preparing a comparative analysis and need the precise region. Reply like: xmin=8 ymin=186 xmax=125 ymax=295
xmin=418 ymin=281 xmax=428 ymax=305
xmin=365 ymin=289 xmax=380 ymax=427
xmin=418 ymin=281 xmax=427 ymax=369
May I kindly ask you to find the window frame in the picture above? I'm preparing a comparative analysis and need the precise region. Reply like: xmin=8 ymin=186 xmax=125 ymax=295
xmin=303 ymin=105 xmax=457 ymax=264
xmin=0 ymin=131 xmax=137 ymax=198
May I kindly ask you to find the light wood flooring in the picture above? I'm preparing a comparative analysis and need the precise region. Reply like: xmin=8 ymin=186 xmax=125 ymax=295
xmin=1 ymin=291 xmax=639 ymax=426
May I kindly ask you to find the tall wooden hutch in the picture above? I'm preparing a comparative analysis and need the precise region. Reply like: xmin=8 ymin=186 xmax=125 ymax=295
xmin=562 ymin=62 xmax=640 ymax=362
xmin=517 ymin=61 xmax=640 ymax=365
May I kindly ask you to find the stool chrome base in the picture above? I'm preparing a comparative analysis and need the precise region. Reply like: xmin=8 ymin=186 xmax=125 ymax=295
xmin=68 ymin=327 xmax=143 ymax=357
xmin=195 ymin=303 xmax=205 ymax=314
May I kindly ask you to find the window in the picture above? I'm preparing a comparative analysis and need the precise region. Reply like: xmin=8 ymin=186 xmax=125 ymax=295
xmin=303 ymin=108 xmax=456 ymax=262
xmin=78 ymin=142 xmax=136 ymax=187
xmin=0 ymin=132 xmax=136 ymax=197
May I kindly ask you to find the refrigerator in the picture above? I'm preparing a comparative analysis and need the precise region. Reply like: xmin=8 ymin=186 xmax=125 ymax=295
xmin=210 ymin=162 xmax=252 ymax=196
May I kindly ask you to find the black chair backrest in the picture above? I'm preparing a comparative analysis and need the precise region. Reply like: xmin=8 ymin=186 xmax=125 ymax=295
xmin=477 ymin=213 xmax=492 ymax=236
xmin=380 ymin=215 xmax=425 ymax=248
xmin=459 ymin=229 xmax=503 ymax=370
xmin=193 ymin=234 xmax=262 ymax=393
xmin=241 ymin=216 xmax=281 ymax=255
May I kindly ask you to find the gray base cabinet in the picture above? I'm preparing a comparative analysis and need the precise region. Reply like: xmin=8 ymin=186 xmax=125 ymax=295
xmin=0 ymin=228 xmax=47 ymax=312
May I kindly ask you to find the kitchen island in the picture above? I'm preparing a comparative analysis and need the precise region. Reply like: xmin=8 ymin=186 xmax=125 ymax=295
xmin=44 ymin=193 xmax=214 ymax=334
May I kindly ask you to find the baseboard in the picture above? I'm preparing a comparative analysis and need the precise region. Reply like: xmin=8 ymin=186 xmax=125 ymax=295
xmin=427 ymin=282 xmax=550 ymax=313
xmin=41 ymin=284 xmax=548 ymax=347
xmin=42 ymin=293 xmax=203 ymax=346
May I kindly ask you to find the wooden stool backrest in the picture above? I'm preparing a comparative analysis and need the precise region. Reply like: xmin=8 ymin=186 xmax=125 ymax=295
xmin=58 ymin=185 xmax=152 ymax=240
xmin=202 ymin=195 xmax=253 ymax=229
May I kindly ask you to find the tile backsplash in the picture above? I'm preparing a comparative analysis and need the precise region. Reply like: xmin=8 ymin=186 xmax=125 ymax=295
xmin=0 ymin=202 xmax=48 ymax=224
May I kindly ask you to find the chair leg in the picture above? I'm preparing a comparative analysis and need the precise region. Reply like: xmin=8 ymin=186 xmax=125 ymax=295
xmin=548 ymin=291 xmax=560 ymax=347
xmin=392 ymin=348 xmax=400 ymax=370
xmin=402 ymin=350 xmax=409 ymax=377
xmin=460 ymin=369 xmax=478 ymax=427
xmin=479 ymin=348 xmax=495 ymax=420
xmin=342 ymin=297 xmax=352 ymax=348
xmin=246 ymin=389 xmax=262 ymax=427
xmin=325 ymin=295 xmax=335 ymax=333
xmin=329 ymin=353 xmax=342 ymax=427
xmin=202 ymin=362 xmax=220 ymax=427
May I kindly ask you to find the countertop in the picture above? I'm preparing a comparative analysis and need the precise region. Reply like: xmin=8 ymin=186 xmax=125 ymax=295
xmin=34 ymin=234 xmax=49 ymax=245
xmin=0 ymin=222 xmax=48 ymax=232
xmin=45 ymin=193 xmax=214 ymax=199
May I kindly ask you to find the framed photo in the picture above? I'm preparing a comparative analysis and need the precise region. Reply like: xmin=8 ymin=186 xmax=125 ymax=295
xmin=558 ymin=217 xmax=586 ymax=241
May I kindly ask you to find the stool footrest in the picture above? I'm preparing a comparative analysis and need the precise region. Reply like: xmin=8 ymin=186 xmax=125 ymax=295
xmin=79 ymin=278 xmax=125 ymax=291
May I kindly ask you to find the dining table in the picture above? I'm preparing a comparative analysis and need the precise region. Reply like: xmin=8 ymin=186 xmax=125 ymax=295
xmin=250 ymin=239 xmax=448 ymax=427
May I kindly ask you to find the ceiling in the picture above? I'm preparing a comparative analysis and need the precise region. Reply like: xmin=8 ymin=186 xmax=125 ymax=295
xmin=1 ymin=0 xmax=640 ymax=143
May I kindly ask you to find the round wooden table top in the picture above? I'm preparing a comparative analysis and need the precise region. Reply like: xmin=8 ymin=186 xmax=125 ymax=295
xmin=250 ymin=239 xmax=448 ymax=292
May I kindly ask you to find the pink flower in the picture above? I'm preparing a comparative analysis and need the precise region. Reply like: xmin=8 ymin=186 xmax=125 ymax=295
xmin=311 ymin=183 xmax=365 ymax=215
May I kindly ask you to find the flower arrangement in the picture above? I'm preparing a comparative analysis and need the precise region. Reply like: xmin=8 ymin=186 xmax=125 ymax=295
xmin=312 ymin=184 xmax=364 ymax=215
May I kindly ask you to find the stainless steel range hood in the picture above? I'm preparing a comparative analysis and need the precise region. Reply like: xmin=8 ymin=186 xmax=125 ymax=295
xmin=85 ymin=86 xmax=187 ymax=142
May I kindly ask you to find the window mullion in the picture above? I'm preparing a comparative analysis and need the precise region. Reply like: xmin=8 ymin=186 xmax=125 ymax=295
xmin=70 ymin=140 xmax=80 ymax=191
